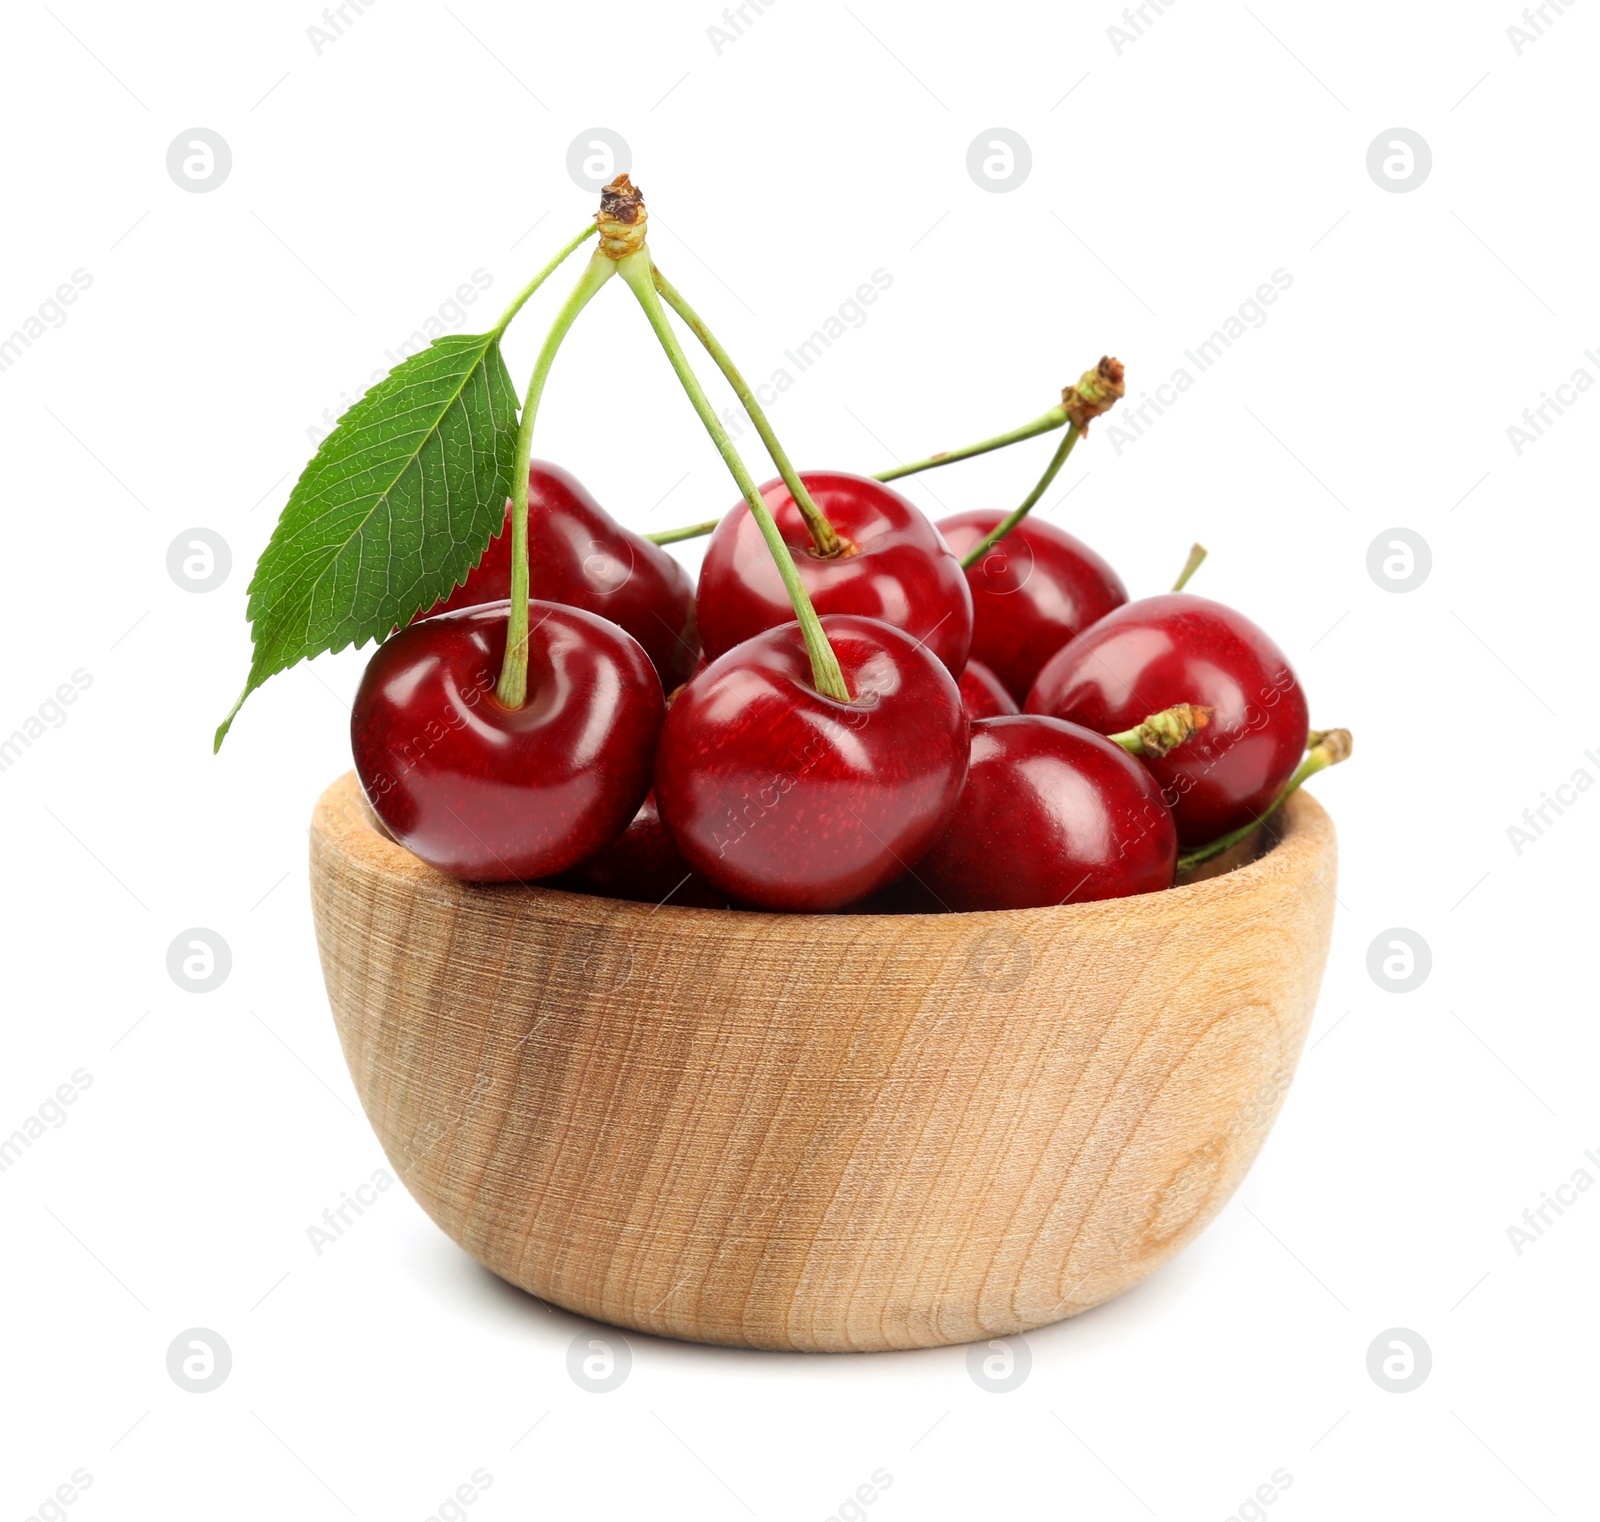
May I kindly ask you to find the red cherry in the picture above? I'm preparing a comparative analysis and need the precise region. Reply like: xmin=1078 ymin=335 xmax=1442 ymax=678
xmin=958 ymin=658 xmax=1019 ymax=721
xmin=696 ymin=472 xmax=973 ymax=675
xmin=549 ymin=792 xmax=726 ymax=908
xmin=423 ymin=462 xmax=698 ymax=688
xmin=913 ymin=715 xmax=1177 ymax=910
xmin=654 ymin=615 xmax=969 ymax=911
xmin=1026 ymin=593 xmax=1309 ymax=846
xmin=352 ymin=601 xmax=664 ymax=881
xmin=937 ymin=511 xmax=1127 ymax=702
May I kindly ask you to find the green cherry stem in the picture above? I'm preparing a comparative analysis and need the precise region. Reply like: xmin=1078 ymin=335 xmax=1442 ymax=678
xmin=643 ymin=357 xmax=1127 ymax=549
xmin=874 ymin=403 xmax=1070 ymax=482
xmin=647 ymin=517 xmax=722 ymax=545
xmin=495 ymin=249 xmax=616 ymax=709
xmin=958 ymin=421 xmax=1084 ymax=570
xmin=639 ymin=407 xmax=1074 ymax=551
xmin=896 ymin=356 xmax=1124 ymax=495
xmin=956 ymin=353 xmax=1126 ymax=570
xmin=652 ymin=264 xmax=844 ymax=558
xmin=1172 ymin=543 xmax=1208 ymax=593
xmin=487 ymin=223 xmax=598 ymax=341
xmin=613 ymin=248 xmax=849 ymax=700
xmin=638 ymin=413 xmax=1070 ymax=549
xmin=641 ymin=405 xmax=1069 ymax=546
xmin=1108 ymin=703 xmax=1213 ymax=758
xmin=953 ymin=358 xmax=1126 ymax=569
xmin=1177 ymin=728 xmax=1353 ymax=871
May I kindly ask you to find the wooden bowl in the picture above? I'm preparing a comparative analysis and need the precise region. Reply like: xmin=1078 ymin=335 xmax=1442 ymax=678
xmin=310 ymin=772 xmax=1337 ymax=1352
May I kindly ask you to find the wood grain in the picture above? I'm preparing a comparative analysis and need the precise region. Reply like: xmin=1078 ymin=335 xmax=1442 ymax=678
xmin=310 ymin=771 xmax=1337 ymax=1352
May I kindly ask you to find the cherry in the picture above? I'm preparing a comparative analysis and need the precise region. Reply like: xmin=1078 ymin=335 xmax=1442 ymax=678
xmin=694 ymin=473 xmax=974 ymax=676
xmin=910 ymin=714 xmax=1177 ymax=910
xmin=549 ymin=791 xmax=727 ymax=907
xmin=351 ymin=601 xmax=664 ymax=881
xmin=937 ymin=511 xmax=1127 ymax=702
xmin=654 ymin=614 xmax=969 ymax=911
xmin=958 ymin=658 xmax=1019 ymax=721
xmin=1026 ymin=592 xmax=1309 ymax=846
xmin=422 ymin=462 xmax=698 ymax=688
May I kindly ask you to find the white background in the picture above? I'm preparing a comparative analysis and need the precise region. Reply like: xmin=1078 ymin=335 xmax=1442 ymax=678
xmin=2 ymin=1 xmax=1596 ymax=1517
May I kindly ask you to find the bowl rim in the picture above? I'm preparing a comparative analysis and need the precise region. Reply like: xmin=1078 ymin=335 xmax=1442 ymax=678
xmin=314 ymin=771 xmax=1335 ymax=931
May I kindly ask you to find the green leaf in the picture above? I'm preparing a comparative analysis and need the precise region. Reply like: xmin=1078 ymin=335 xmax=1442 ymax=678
xmin=215 ymin=331 xmax=519 ymax=750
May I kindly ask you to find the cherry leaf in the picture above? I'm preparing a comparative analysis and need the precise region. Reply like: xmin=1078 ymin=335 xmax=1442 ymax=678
xmin=215 ymin=332 xmax=518 ymax=749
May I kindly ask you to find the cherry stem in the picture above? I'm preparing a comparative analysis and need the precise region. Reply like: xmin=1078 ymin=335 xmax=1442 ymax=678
xmin=1177 ymin=728 xmax=1353 ymax=871
xmin=647 ymin=517 xmax=722 ymax=545
xmin=488 ymin=223 xmax=598 ymax=341
xmin=1108 ymin=703 xmax=1214 ymax=758
xmin=639 ymin=418 xmax=1082 ymax=555
xmin=874 ymin=403 xmax=1068 ymax=482
xmin=614 ymin=246 xmax=850 ymax=702
xmin=958 ymin=423 xmax=1083 ymax=569
xmin=643 ymin=359 xmax=1124 ymax=548
xmin=640 ymin=405 xmax=1068 ymax=539
xmin=651 ymin=264 xmax=844 ymax=558
xmin=1172 ymin=543 xmax=1208 ymax=593
xmin=640 ymin=409 xmax=1071 ymax=548
xmin=495 ymin=249 xmax=616 ymax=709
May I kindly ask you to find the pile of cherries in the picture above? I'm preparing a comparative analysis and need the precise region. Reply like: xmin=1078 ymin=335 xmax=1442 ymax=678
xmin=352 ymin=460 xmax=1312 ymax=913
